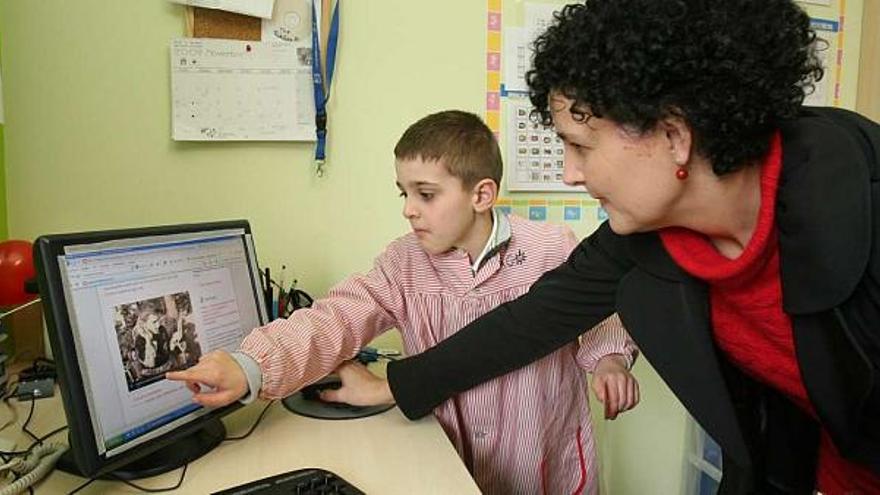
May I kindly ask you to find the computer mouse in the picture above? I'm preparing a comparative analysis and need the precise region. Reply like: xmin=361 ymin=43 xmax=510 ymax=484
xmin=299 ymin=377 xmax=343 ymax=402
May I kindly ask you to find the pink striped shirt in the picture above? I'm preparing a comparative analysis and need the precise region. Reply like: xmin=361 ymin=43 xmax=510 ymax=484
xmin=240 ymin=214 xmax=635 ymax=495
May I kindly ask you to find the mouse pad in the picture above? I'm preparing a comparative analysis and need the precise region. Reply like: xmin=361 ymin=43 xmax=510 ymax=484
xmin=281 ymin=393 xmax=395 ymax=420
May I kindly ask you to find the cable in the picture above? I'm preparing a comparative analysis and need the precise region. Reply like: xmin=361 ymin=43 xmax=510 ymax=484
xmin=110 ymin=463 xmax=188 ymax=493
xmin=0 ymin=299 xmax=42 ymax=321
xmin=67 ymin=463 xmax=189 ymax=494
xmin=21 ymin=396 xmax=40 ymax=445
xmin=33 ymin=425 xmax=67 ymax=446
xmin=0 ymin=442 xmax=68 ymax=495
xmin=224 ymin=401 xmax=275 ymax=441
xmin=0 ymin=423 xmax=67 ymax=458
xmin=66 ymin=477 xmax=97 ymax=495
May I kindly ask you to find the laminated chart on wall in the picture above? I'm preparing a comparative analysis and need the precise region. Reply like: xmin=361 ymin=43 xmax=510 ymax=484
xmin=171 ymin=38 xmax=315 ymax=141
xmin=492 ymin=1 xmax=580 ymax=192
xmin=506 ymin=96 xmax=573 ymax=191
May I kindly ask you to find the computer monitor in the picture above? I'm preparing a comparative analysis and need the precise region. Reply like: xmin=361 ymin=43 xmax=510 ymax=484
xmin=34 ymin=220 xmax=268 ymax=480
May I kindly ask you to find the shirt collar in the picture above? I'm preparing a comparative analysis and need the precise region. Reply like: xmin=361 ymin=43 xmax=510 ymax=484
xmin=471 ymin=208 xmax=512 ymax=274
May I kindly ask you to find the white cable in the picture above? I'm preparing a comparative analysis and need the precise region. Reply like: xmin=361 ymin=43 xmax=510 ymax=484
xmin=0 ymin=299 xmax=42 ymax=321
xmin=0 ymin=442 xmax=68 ymax=495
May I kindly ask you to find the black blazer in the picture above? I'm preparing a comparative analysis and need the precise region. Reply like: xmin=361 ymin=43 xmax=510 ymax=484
xmin=387 ymin=107 xmax=880 ymax=494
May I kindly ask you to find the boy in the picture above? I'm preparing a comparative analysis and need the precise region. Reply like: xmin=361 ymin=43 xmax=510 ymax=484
xmin=168 ymin=110 xmax=639 ymax=494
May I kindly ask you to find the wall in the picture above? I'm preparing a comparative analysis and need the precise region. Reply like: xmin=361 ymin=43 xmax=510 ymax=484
xmin=0 ymin=19 xmax=5 ymax=241
xmin=0 ymin=124 xmax=6 ymax=241
xmin=857 ymin=0 xmax=879 ymax=121
xmin=0 ymin=1 xmax=866 ymax=494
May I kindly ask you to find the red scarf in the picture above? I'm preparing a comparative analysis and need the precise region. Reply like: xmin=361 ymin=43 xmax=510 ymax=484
xmin=660 ymin=132 xmax=880 ymax=494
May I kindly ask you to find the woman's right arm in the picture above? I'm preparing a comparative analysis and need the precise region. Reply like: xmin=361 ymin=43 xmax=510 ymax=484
xmin=386 ymin=222 xmax=634 ymax=419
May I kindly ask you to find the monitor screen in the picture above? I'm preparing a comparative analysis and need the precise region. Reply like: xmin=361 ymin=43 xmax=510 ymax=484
xmin=34 ymin=220 xmax=267 ymax=479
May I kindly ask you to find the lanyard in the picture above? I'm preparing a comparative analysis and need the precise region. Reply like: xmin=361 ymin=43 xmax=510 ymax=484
xmin=311 ymin=0 xmax=340 ymax=176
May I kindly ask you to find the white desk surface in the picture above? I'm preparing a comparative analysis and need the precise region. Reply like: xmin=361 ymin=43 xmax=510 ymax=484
xmin=2 ymin=392 xmax=481 ymax=494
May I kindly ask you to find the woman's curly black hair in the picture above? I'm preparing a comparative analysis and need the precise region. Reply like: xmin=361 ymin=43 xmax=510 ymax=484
xmin=527 ymin=0 xmax=824 ymax=175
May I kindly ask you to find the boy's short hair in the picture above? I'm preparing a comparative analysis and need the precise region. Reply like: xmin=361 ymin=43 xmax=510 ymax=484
xmin=394 ymin=110 xmax=503 ymax=188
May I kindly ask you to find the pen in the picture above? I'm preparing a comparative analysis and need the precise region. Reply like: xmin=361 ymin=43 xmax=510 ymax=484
xmin=264 ymin=267 xmax=272 ymax=318
xmin=278 ymin=265 xmax=287 ymax=318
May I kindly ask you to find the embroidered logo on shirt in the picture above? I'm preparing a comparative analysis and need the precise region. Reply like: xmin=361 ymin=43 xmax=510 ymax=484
xmin=502 ymin=249 xmax=527 ymax=267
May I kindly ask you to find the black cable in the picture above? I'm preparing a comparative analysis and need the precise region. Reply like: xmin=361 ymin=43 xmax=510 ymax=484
xmin=110 ymin=463 xmax=188 ymax=493
xmin=68 ymin=463 xmax=189 ymax=494
xmin=0 ymin=425 xmax=68 ymax=457
xmin=224 ymin=401 xmax=276 ymax=441
xmin=67 ymin=476 xmax=97 ymax=495
xmin=21 ymin=395 xmax=41 ymax=444
xmin=26 ymin=425 xmax=68 ymax=455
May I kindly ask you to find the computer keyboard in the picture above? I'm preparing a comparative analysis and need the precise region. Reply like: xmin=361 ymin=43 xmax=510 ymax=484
xmin=212 ymin=467 xmax=366 ymax=495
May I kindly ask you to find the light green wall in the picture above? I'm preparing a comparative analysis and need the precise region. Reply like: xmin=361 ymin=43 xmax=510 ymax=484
xmin=0 ymin=14 xmax=5 ymax=241
xmin=1 ymin=0 xmax=484 ymax=292
xmin=0 ymin=125 xmax=6 ymax=241
xmin=0 ymin=1 xmax=864 ymax=494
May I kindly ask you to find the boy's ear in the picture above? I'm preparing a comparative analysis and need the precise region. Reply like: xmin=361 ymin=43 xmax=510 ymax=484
xmin=471 ymin=178 xmax=498 ymax=213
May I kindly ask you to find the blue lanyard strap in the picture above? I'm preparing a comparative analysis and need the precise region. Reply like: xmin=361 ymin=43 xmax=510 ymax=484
xmin=311 ymin=0 xmax=340 ymax=175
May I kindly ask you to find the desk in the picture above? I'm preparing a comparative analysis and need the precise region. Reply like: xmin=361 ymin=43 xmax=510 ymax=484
xmin=2 ymin=393 xmax=481 ymax=494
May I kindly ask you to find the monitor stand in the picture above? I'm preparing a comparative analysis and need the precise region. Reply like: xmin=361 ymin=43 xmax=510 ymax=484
xmin=57 ymin=418 xmax=226 ymax=480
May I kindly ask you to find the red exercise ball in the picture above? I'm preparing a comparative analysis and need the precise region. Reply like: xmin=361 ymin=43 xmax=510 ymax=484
xmin=0 ymin=240 xmax=36 ymax=307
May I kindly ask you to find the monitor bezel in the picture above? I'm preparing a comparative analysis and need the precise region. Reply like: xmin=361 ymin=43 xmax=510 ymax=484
xmin=34 ymin=220 xmax=266 ymax=478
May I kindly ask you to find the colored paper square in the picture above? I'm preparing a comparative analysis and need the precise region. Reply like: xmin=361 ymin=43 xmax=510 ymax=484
xmin=487 ymin=0 xmax=502 ymax=13
xmin=486 ymin=111 xmax=500 ymax=132
xmin=487 ymin=52 xmax=501 ymax=71
xmin=487 ymin=32 xmax=501 ymax=52
xmin=597 ymin=207 xmax=608 ymax=221
xmin=487 ymin=71 xmax=500 ymax=91
xmin=486 ymin=92 xmax=500 ymax=111
xmin=529 ymin=206 xmax=547 ymax=221
xmin=498 ymin=205 xmax=512 ymax=216
xmin=487 ymin=12 xmax=501 ymax=31
xmin=564 ymin=206 xmax=581 ymax=221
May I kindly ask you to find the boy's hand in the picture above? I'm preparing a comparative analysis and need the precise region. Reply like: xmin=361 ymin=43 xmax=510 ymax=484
xmin=319 ymin=361 xmax=395 ymax=406
xmin=591 ymin=354 xmax=640 ymax=420
xmin=166 ymin=350 xmax=248 ymax=408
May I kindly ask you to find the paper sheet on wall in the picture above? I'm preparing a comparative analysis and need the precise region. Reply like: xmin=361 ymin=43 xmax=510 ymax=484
xmin=502 ymin=3 xmax=564 ymax=94
xmin=168 ymin=0 xmax=276 ymax=19
xmin=503 ymin=27 xmax=528 ymax=93
xmin=803 ymin=18 xmax=839 ymax=107
xmin=525 ymin=3 xmax=562 ymax=46
xmin=262 ymin=0 xmax=312 ymax=43
xmin=170 ymin=38 xmax=315 ymax=141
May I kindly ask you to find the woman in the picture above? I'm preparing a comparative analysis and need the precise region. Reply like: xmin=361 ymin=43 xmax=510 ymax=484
xmin=379 ymin=1 xmax=880 ymax=493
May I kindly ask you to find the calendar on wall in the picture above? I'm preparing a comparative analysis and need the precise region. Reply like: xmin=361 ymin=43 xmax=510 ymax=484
xmin=170 ymin=38 xmax=315 ymax=141
xmin=506 ymin=95 xmax=578 ymax=192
